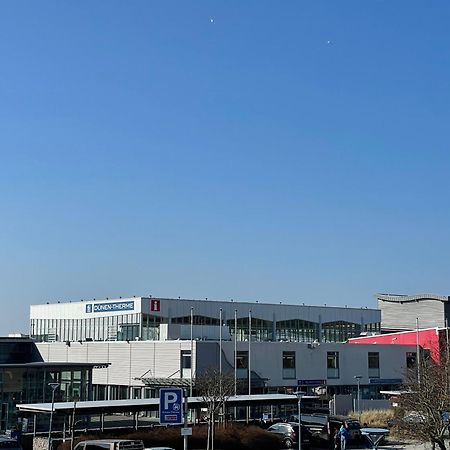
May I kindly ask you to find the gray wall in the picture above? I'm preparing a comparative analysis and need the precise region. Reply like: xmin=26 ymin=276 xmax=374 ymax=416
xmin=379 ymin=297 xmax=446 ymax=331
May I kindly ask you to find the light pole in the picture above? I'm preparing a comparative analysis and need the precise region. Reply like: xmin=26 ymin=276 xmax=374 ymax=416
xmin=354 ymin=375 xmax=362 ymax=415
xmin=48 ymin=382 xmax=60 ymax=450
xmin=190 ymin=307 xmax=194 ymax=398
xmin=294 ymin=391 xmax=304 ymax=450
xmin=70 ymin=396 xmax=79 ymax=450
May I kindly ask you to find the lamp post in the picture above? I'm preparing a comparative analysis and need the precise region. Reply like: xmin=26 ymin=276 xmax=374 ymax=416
xmin=294 ymin=391 xmax=304 ymax=450
xmin=70 ymin=396 xmax=79 ymax=450
xmin=190 ymin=307 xmax=194 ymax=398
xmin=48 ymin=382 xmax=60 ymax=450
xmin=354 ymin=375 xmax=362 ymax=415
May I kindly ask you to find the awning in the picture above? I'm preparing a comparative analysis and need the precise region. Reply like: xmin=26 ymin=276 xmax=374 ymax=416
xmin=17 ymin=394 xmax=316 ymax=416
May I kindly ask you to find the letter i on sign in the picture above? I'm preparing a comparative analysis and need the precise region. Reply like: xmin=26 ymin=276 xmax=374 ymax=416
xmin=151 ymin=299 xmax=160 ymax=312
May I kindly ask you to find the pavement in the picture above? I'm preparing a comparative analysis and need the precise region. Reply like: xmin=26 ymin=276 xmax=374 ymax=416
xmin=355 ymin=440 xmax=446 ymax=450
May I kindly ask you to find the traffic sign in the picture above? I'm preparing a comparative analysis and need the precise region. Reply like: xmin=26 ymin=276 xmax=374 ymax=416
xmin=159 ymin=388 xmax=183 ymax=424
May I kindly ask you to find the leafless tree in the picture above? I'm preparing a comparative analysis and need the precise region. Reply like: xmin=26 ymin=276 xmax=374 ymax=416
xmin=396 ymin=351 xmax=450 ymax=450
xmin=196 ymin=368 xmax=236 ymax=450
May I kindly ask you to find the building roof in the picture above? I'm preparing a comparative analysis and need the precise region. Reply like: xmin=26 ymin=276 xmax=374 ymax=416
xmin=376 ymin=293 xmax=449 ymax=303
xmin=32 ymin=295 xmax=379 ymax=313
xmin=17 ymin=394 xmax=317 ymax=415
xmin=0 ymin=362 xmax=107 ymax=369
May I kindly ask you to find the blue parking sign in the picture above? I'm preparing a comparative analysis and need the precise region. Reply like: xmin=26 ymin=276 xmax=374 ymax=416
xmin=159 ymin=388 xmax=183 ymax=424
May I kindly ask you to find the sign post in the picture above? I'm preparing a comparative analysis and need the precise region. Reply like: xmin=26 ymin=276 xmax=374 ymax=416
xmin=182 ymin=389 xmax=189 ymax=450
xmin=159 ymin=388 xmax=183 ymax=425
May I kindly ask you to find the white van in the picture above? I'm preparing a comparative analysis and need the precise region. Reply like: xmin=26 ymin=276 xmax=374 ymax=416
xmin=74 ymin=440 xmax=144 ymax=450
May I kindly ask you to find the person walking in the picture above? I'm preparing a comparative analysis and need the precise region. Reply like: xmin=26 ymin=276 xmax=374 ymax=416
xmin=339 ymin=422 xmax=349 ymax=450
xmin=333 ymin=429 xmax=340 ymax=450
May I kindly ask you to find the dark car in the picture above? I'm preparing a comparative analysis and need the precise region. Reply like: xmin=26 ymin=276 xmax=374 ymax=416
xmin=267 ymin=422 xmax=312 ymax=448
xmin=327 ymin=417 xmax=362 ymax=445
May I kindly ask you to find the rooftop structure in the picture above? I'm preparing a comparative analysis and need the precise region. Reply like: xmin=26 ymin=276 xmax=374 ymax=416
xmin=377 ymin=293 xmax=450 ymax=332
xmin=30 ymin=296 xmax=380 ymax=344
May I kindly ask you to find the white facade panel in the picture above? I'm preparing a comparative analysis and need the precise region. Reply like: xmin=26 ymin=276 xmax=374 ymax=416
xmin=30 ymin=298 xmax=142 ymax=320
xmin=37 ymin=341 xmax=196 ymax=388
xmin=37 ymin=339 xmax=413 ymax=395
xmin=212 ymin=341 xmax=415 ymax=388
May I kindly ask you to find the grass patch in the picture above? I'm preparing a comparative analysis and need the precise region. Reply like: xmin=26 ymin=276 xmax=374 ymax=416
xmin=348 ymin=408 xmax=396 ymax=428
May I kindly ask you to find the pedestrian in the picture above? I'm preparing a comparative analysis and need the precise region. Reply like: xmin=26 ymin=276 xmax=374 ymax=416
xmin=333 ymin=429 xmax=340 ymax=450
xmin=339 ymin=422 xmax=349 ymax=450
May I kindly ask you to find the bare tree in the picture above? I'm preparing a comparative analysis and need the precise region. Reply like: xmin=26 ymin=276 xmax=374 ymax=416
xmin=196 ymin=368 xmax=236 ymax=450
xmin=396 ymin=352 xmax=450 ymax=450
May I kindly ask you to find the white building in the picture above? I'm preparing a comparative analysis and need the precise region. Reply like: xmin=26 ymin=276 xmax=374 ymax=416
xmin=36 ymin=339 xmax=415 ymax=401
xmin=30 ymin=296 xmax=380 ymax=344
xmin=31 ymin=296 xmax=407 ymax=405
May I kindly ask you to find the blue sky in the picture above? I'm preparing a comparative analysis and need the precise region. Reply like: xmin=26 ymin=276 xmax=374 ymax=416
xmin=1 ymin=1 xmax=450 ymax=333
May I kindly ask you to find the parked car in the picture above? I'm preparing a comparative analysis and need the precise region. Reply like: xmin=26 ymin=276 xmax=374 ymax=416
xmin=74 ymin=440 xmax=144 ymax=450
xmin=144 ymin=447 xmax=175 ymax=450
xmin=294 ymin=414 xmax=361 ymax=446
xmin=267 ymin=422 xmax=312 ymax=448
xmin=327 ymin=417 xmax=362 ymax=445
xmin=0 ymin=436 xmax=22 ymax=450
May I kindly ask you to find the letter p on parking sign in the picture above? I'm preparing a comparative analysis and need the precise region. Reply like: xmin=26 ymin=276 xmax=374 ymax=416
xmin=159 ymin=388 xmax=183 ymax=424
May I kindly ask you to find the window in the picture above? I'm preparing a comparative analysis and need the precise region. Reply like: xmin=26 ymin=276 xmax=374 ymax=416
xmin=282 ymin=351 xmax=295 ymax=369
xmin=236 ymin=351 xmax=248 ymax=369
xmin=119 ymin=385 xmax=129 ymax=399
xmin=132 ymin=387 xmax=142 ymax=399
xmin=368 ymin=352 xmax=380 ymax=378
xmin=282 ymin=351 xmax=296 ymax=379
xmin=327 ymin=351 xmax=339 ymax=378
xmin=85 ymin=445 xmax=111 ymax=450
xmin=181 ymin=350 xmax=191 ymax=369
xmin=406 ymin=352 xmax=417 ymax=368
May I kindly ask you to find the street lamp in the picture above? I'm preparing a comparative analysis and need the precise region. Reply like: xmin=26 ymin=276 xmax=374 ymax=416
xmin=294 ymin=391 xmax=305 ymax=450
xmin=48 ymin=382 xmax=60 ymax=450
xmin=354 ymin=376 xmax=362 ymax=415
xmin=70 ymin=395 xmax=79 ymax=450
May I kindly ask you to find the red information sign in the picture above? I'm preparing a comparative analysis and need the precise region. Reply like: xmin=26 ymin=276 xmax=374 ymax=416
xmin=150 ymin=299 xmax=161 ymax=312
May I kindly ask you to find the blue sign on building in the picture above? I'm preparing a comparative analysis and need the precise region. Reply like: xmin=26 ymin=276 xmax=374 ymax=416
xmin=369 ymin=378 xmax=402 ymax=385
xmin=85 ymin=301 xmax=134 ymax=313
xmin=159 ymin=388 xmax=183 ymax=424
xmin=297 ymin=379 xmax=327 ymax=386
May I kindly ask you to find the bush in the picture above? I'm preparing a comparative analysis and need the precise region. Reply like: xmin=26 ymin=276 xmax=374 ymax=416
xmin=58 ymin=424 xmax=282 ymax=450
xmin=348 ymin=409 xmax=396 ymax=428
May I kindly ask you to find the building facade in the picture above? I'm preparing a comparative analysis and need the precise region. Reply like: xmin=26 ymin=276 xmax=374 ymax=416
xmin=349 ymin=327 xmax=448 ymax=363
xmin=36 ymin=339 xmax=415 ymax=402
xmin=377 ymin=293 xmax=450 ymax=332
xmin=0 ymin=338 xmax=96 ymax=431
xmin=30 ymin=297 xmax=381 ymax=344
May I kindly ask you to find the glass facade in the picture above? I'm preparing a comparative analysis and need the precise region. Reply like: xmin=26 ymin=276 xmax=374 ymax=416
xmin=276 ymin=319 xmax=317 ymax=342
xmin=31 ymin=313 xmax=142 ymax=342
xmin=0 ymin=339 xmax=93 ymax=431
xmin=30 ymin=300 xmax=380 ymax=344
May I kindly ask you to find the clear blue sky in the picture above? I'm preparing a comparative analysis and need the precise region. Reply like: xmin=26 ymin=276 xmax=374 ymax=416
xmin=1 ymin=1 xmax=450 ymax=334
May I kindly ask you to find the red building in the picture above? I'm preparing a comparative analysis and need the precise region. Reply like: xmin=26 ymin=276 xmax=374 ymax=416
xmin=348 ymin=327 xmax=448 ymax=363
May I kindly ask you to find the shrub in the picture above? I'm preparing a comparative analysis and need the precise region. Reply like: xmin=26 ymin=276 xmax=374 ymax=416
xmin=348 ymin=408 xmax=396 ymax=428
xmin=58 ymin=423 xmax=282 ymax=450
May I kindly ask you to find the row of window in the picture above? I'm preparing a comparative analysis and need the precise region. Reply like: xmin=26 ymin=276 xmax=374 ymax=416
xmin=31 ymin=314 xmax=380 ymax=343
xmin=234 ymin=350 xmax=418 ymax=379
